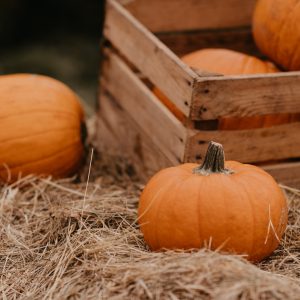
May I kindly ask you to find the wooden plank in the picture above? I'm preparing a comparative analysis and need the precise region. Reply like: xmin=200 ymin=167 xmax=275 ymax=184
xmin=119 ymin=0 xmax=256 ymax=32
xmin=263 ymin=162 xmax=300 ymax=187
xmin=157 ymin=27 xmax=259 ymax=58
xmin=105 ymin=0 xmax=197 ymax=117
xmin=96 ymin=91 xmax=173 ymax=181
xmin=191 ymin=72 xmax=300 ymax=120
xmin=101 ymin=49 xmax=187 ymax=164
xmin=185 ymin=122 xmax=300 ymax=163
xmin=96 ymin=93 xmax=300 ymax=186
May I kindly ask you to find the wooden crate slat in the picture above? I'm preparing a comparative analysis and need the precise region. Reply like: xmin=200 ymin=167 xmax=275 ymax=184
xmin=97 ymin=91 xmax=173 ymax=180
xmin=119 ymin=0 xmax=256 ymax=32
xmin=101 ymin=49 xmax=187 ymax=164
xmin=105 ymin=0 xmax=197 ymax=117
xmin=191 ymin=72 xmax=300 ymax=120
xmin=98 ymin=0 xmax=300 ymax=187
xmin=263 ymin=162 xmax=300 ymax=187
xmin=157 ymin=27 xmax=258 ymax=57
xmin=98 ymin=89 xmax=300 ymax=187
xmin=186 ymin=122 xmax=300 ymax=163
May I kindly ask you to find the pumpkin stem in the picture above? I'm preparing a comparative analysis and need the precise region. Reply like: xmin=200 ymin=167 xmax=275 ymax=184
xmin=193 ymin=141 xmax=233 ymax=175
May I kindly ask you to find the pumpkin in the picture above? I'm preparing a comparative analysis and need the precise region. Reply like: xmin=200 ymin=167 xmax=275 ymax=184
xmin=0 ymin=74 xmax=86 ymax=182
xmin=253 ymin=0 xmax=300 ymax=71
xmin=154 ymin=48 xmax=300 ymax=129
xmin=182 ymin=48 xmax=279 ymax=74
xmin=138 ymin=141 xmax=288 ymax=262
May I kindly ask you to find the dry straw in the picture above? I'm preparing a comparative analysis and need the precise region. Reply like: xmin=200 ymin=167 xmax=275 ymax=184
xmin=0 ymin=156 xmax=299 ymax=299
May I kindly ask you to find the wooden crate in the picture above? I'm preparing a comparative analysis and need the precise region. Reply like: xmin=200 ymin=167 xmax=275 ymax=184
xmin=96 ymin=0 xmax=300 ymax=186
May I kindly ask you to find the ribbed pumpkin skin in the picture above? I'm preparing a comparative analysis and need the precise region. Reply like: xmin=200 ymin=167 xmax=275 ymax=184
xmin=154 ymin=48 xmax=300 ymax=129
xmin=138 ymin=162 xmax=288 ymax=262
xmin=253 ymin=0 xmax=300 ymax=71
xmin=0 ymin=74 xmax=85 ymax=182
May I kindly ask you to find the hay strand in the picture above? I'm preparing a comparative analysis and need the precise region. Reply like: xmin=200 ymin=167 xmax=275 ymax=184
xmin=0 ymin=175 xmax=299 ymax=299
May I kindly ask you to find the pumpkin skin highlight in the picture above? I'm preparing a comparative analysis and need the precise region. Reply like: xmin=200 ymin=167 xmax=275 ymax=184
xmin=0 ymin=74 xmax=85 ymax=182
xmin=138 ymin=142 xmax=288 ymax=262
xmin=253 ymin=0 xmax=300 ymax=71
xmin=182 ymin=48 xmax=279 ymax=74
xmin=154 ymin=48 xmax=300 ymax=129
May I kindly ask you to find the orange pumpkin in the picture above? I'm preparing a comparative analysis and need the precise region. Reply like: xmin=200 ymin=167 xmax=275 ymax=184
xmin=154 ymin=48 xmax=300 ymax=129
xmin=138 ymin=141 xmax=288 ymax=262
xmin=0 ymin=74 xmax=86 ymax=182
xmin=182 ymin=48 xmax=279 ymax=74
xmin=253 ymin=0 xmax=300 ymax=71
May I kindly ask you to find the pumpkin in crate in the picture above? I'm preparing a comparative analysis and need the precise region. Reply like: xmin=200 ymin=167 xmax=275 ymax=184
xmin=253 ymin=0 xmax=300 ymax=71
xmin=138 ymin=141 xmax=288 ymax=262
xmin=154 ymin=48 xmax=300 ymax=129
xmin=0 ymin=74 xmax=86 ymax=182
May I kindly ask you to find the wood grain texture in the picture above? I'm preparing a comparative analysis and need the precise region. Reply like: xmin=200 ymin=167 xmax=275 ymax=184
xmin=185 ymin=122 xmax=300 ymax=163
xmin=98 ymin=0 xmax=300 ymax=186
xmin=157 ymin=27 xmax=259 ymax=57
xmin=96 ymin=91 xmax=173 ymax=181
xmin=263 ymin=162 xmax=300 ymax=187
xmin=105 ymin=0 xmax=197 ymax=117
xmin=101 ymin=49 xmax=187 ymax=164
xmin=119 ymin=0 xmax=256 ymax=32
xmin=97 ymin=93 xmax=300 ymax=186
xmin=191 ymin=72 xmax=300 ymax=120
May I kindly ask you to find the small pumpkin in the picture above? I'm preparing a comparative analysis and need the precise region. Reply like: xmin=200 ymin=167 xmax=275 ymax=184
xmin=253 ymin=0 xmax=300 ymax=71
xmin=154 ymin=48 xmax=300 ymax=129
xmin=0 ymin=74 xmax=86 ymax=182
xmin=138 ymin=141 xmax=288 ymax=262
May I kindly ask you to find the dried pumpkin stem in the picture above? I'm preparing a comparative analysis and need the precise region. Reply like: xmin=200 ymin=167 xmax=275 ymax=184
xmin=193 ymin=141 xmax=233 ymax=175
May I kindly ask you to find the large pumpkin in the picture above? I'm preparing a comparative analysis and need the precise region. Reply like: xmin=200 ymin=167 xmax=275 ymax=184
xmin=138 ymin=141 xmax=288 ymax=262
xmin=253 ymin=0 xmax=300 ymax=71
xmin=0 ymin=74 xmax=86 ymax=182
xmin=154 ymin=48 xmax=300 ymax=129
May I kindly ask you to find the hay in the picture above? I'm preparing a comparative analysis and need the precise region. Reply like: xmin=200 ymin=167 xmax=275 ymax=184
xmin=0 ymin=168 xmax=300 ymax=299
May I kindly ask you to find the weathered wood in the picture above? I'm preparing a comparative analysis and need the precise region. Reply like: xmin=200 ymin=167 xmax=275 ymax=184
xmin=191 ymin=72 xmax=300 ymax=120
xmin=97 ymin=91 xmax=300 ymax=187
xmin=157 ymin=27 xmax=259 ymax=57
xmin=119 ymin=0 xmax=256 ymax=32
xmin=98 ymin=0 xmax=300 ymax=187
xmin=185 ymin=122 xmax=300 ymax=163
xmin=101 ymin=49 xmax=187 ymax=164
xmin=105 ymin=0 xmax=198 ymax=117
xmin=263 ymin=162 xmax=300 ymax=187
xmin=96 ymin=91 xmax=173 ymax=180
